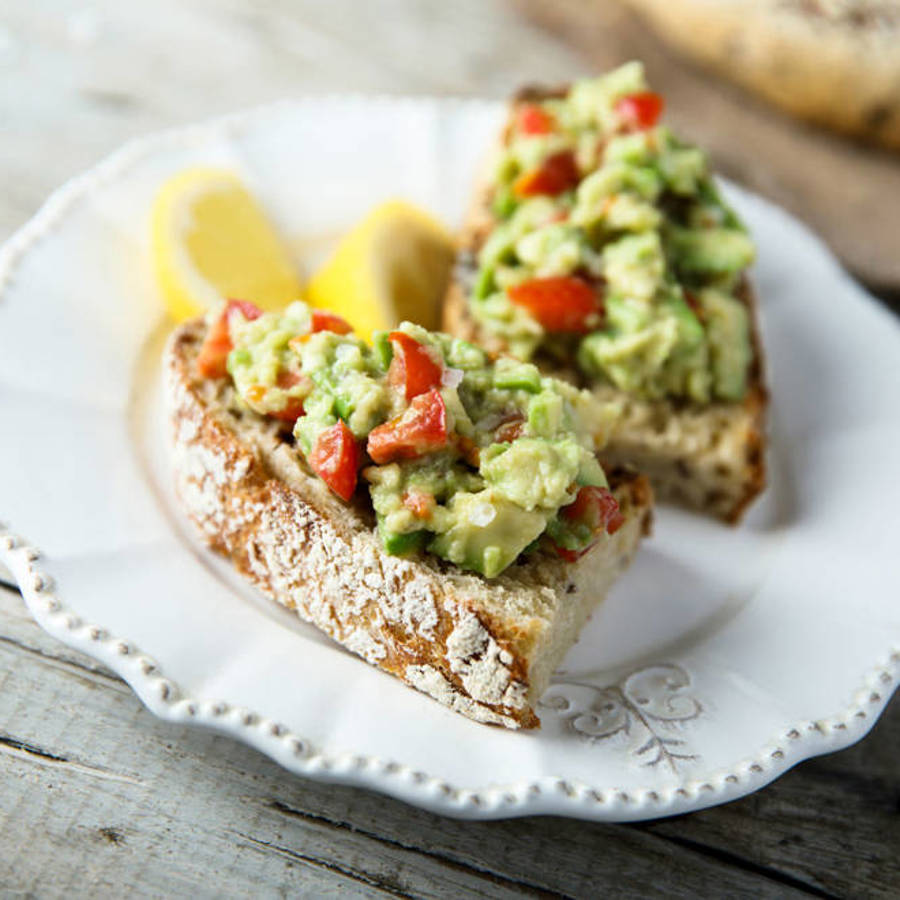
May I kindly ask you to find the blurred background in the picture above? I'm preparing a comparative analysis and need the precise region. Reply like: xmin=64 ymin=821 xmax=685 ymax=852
xmin=2 ymin=0 xmax=898 ymax=303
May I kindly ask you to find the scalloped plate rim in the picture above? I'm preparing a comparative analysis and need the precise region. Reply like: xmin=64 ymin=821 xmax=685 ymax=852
xmin=0 ymin=94 xmax=898 ymax=822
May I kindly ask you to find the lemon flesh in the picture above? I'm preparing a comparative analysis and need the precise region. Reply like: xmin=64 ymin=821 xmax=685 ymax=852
xmin=152 ymin=168 xmax=302 ymax=322
xmin=306 ymin=200 xmax=455 ymax=337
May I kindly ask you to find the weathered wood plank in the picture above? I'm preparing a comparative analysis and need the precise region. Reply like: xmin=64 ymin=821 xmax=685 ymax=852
xmin=3 ymin=583 xmax=897 ymax=897
xmin=645 ymin=709 xmax=900 ymax=899
xmin=0 ymin=584 xmax=812 ymax=899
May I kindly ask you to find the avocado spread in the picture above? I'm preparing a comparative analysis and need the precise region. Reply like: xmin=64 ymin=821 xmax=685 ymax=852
xmin=201 ymin=299 xmax=624 ymax=578
xmin=470 ymin=61 xmax=754 ymax=404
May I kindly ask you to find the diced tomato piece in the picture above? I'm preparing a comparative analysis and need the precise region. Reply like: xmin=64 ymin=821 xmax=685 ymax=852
xmin=310 ymin=309 xmax=353 ymax=335
xmin=308 ymin=421 xmax=360 ymax=502
xmin=562 ymin=486 xmax=624 ymax=535
xmin=614 ymin=91 xmax=664 ymax=131
xmin=554 ymin=486 xmax=624 ymax=561
xmin=196 ymin=299 xmax=263 ymax=378
xmin=554 ymin=546 xmax=581 ymax=563
xmin=387 ymin=331 xmax=443 ymax=402
xmin=513 ymin=150 xmax=579 ymax=198
xmin=457 ymin=434 xmax=481 ymax=468
xmin=367 ymin=389 xmax=448 ymax=464
xmin=494 ymin=415 xmax=525 ymax=444
xmin=516 ymin=103 xmax=555 ymax=135
xmin=277 ymin=370 xmax=303 ymax=389
xmin=270 ymin=400 xmax=304 ymax=423
xmin=227 ymin=299 xmax=264 ymax=323
xmin=508 ymin=276 xmax=602 ymax=334
xmin=403 ymin=489 xmax=435 ymax=519
xmin=269 ymin=370 xmax=306 ymax=423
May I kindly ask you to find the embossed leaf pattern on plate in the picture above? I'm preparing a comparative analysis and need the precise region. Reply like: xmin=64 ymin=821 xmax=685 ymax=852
xmin=542 ymin=665 xmax=702 ymax=771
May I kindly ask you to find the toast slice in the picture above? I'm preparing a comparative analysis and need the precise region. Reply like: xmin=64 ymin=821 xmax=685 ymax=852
xmin=165 ymin=320 xmax=652 ymax=729
xmin=443 ymin=77 xmax=767 ymax=523
xmin=445 ymin=277 xmax=766 ymax=522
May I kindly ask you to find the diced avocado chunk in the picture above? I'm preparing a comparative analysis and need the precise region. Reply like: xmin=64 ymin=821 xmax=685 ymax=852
xmin=667 ymin=226 xmax=755 ymax=276
xmin=480 ymin=438 xmax=581 ymax=510
xmin=491 ymin=184 xmax=517 ymax=219
xmin=602 ymin=232 xmax=665 ymax=302
xmin=658 ymin=146 xmax=706 ymax=196
xmin=576 ymin=453 xmax=608 ymax=487
xmin=605 ymin=293 xmax=653 ymax=333
xmin=293 ymin=401 xmax=336 ymax=455
xmin=473 ymin=264 xmax=495 ymax=300
xmin=527 ymin=389 xmax=565 ymax=438
xmin=428 ymin=491 xmax=549 ymax=578
xmin=515 ymin=223 xmax=584 ymax=277
xmin=666 ymin=294 xmax=704 ymax=350
xmin=444 ymin=337 xmax=487 ymax=370
xmin=578 ymin=318 xmax=679 ymax=396
xmin=226 ymin=347 xmax=252 ymax=372
xmin=493 ymin=357 xmax=542 ymax=393
xmin=699 ymin=288 xmax=751 ymax=400
xmin=377 ymin=517 xmax=429 ymax=556
xmin=372 ymin=331 xmax=393 ymax=371
xmin=572 ymin=163 xmax=662 ymax=228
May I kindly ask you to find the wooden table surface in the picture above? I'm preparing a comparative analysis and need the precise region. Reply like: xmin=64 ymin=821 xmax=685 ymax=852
xmin=2 ymin=2 xmax=898 ymax=896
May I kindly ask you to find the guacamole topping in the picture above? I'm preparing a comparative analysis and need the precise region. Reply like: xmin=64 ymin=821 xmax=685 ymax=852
xmin=196 ymin=299 xmax=624 ymax=578
xmin=470 ymin=61 xmax=754 ymax=404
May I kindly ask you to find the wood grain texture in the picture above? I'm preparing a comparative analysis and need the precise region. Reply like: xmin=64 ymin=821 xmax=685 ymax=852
xmin=2 ymin=581 xmax=899 ymax=897
xmin=2 ymin=1 xmax=899 ymax=896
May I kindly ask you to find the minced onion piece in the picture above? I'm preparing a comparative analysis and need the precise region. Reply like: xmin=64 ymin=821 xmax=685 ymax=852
xmin=470 ymin=501 xmax=497 ymax=527
xmin=441 ymin=366 xmax=464 ymax=389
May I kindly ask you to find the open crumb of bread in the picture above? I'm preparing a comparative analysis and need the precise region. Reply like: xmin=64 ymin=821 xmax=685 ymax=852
xmin=165 ymin=320 xmax=652 ymax=729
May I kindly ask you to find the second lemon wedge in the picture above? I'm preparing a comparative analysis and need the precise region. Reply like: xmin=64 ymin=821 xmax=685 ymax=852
xmin=306 ymin=200 xmax=455 ymax=337
xmin=152 ymin=168 xmax=302 ymax=322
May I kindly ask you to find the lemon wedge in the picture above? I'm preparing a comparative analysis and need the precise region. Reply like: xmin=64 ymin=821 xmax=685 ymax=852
xmin=151 ymin=168 xmax=302 ymax=321
xmin=305 ymin=200 xmax=455 ymax=337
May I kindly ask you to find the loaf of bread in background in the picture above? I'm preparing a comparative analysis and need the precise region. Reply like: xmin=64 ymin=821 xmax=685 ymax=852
xmin=616 ymin=0 xmax=900 ymax=150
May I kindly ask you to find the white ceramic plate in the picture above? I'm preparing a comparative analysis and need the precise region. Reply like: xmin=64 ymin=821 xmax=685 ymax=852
xmin=1 ymin=97 xmax=899 ymax=823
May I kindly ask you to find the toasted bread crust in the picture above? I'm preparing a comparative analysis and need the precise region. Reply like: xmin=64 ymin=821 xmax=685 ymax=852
xmin=165 ymin=321 xmax=651 ymax=729
xmin=443 ymin=90 xmax=768 ymax=523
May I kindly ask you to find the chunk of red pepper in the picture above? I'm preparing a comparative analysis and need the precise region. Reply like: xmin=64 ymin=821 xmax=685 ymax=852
xmin=516 ymin=103 xmax=555 ymax=136
xmin=614 ymin=92 xmax=664 ymax=131
xmin=387 ymin=331 xmax=443 ymax=402
xmin=196 ymin=299 xmax=263 ymax=378
xmin=308 ymin=420 xmax=360 ymax=502
xmin=554 ymin=486 xmax=624 ymax=561
xmin=507 ymin=276 xmax=602 ymax=334
xmin=513 ymin=150 xmax=579 ymax=198
xmin=367 ymin=389 xmax=448 ymax=464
